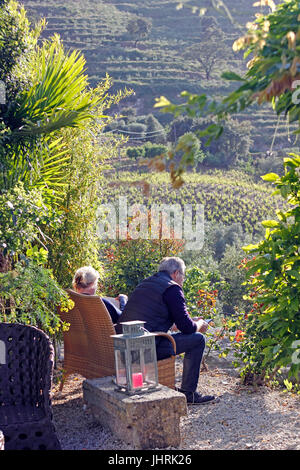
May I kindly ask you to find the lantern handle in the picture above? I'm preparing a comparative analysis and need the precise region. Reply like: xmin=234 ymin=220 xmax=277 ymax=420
xmin=140 ymin=327 xmax=177 ymax=355
xmin=140 ymin=326 xmax=150 ymax=334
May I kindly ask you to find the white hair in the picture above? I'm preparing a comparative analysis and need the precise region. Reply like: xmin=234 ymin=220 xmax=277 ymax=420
xmin=158 ymin=257 xmax=185 ymax=275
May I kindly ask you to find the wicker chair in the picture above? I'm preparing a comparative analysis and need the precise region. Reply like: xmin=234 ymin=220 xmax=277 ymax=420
xmin=59 ymin=289 xmax=176 ymax=390
xmin=0 ymin=323 xmax=61 ymax=450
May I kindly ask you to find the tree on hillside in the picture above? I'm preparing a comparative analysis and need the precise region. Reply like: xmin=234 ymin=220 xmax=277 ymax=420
xmin=121 ymin=106 xmax=137 ymax=124
xmin=145 ymin=114 xmax=167 ymax=144
xmin=168 ymin=115 xmax=252 ymax=168
xmin=184 ymin=17 xmax=232 ymax=80
xmin=168 ymin=116 xmax=194 ymax=143
xmin=193 ymin=116 xmax=253 ymax=168
xmin=126 ymin=17 xmax=152 ymax=48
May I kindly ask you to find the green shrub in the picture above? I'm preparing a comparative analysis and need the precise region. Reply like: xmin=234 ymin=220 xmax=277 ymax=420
xmin=0 ymin=257 xmax=73 ymax=336
xmin=242 ymin=154 xmax=300 ymax=384
xmin=126 ymin=122 xmax=147 ymax=136
xmin=183 ymin=265 xmax=225 ymax=317
xmin=126 ymin=142 xmax=168 ymax=160
xmin=144 ymin=141 xmax=168 ymax=158
xmin=0 ymin=183 xmax=55 ymax=261
xmin=223 ymin=310 xmax=275 ymax=386
xmin=126 ymin=146 xmax=146 ymax=160
xmin=218 ymin=244 xmax=250 ymax=314
xmin=100 ymin=237 xmax=184 ymax=296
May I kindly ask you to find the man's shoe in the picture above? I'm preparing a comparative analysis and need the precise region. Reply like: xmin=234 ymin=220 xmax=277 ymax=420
xmin=180 ymin=390 xmax=216 ymax=405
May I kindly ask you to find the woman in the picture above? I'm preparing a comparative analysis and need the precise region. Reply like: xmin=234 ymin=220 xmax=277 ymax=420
xmin=72 ymin=266 xmax=127 ymax=324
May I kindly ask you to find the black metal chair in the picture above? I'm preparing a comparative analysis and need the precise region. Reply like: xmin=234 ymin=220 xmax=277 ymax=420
xmin=0 ymin=323 xmax=61 ymax=450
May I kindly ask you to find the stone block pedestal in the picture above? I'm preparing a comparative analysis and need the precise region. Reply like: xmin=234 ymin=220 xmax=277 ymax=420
xmin=83 ymin=376 xmax=187 ymax=449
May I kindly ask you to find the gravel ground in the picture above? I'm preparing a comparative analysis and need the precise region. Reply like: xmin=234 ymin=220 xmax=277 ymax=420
xmin=51 ymin=354 xmax=300 ymax=451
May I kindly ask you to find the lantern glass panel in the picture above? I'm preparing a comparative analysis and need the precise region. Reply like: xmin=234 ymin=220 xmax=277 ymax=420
xmin=131 ymin=350 xmax=141 ymax=374
xmin=131 ymin=350 xmax=144 ymax=388
xmin=115 ymin=349 xmax=127 ymax=386
xmin=143 ymin=348 xmax=157 ymax=385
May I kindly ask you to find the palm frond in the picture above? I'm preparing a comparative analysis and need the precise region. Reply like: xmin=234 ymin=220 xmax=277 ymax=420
xmin=1 ymin=135 xmax=71 ymax=200
xmin=11 ymin=39 xmax=105 ymax=138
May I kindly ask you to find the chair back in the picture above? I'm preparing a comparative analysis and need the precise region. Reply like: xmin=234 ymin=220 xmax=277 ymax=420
xmin=59 ymin=290 xmax=116 ymax=379
xmin=0 ymin=323 xmax=53 ymax=415
xmin=0 ymin=323 xmax=60 ymax=450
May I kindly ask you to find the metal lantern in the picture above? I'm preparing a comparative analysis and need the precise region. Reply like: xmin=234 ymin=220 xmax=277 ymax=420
xmin=111 ymin=321 xmax=159 ymax=394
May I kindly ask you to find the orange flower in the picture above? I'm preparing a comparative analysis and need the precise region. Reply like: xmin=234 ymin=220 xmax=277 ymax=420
xmin=235 ymin=330 xmax=245 ymax=342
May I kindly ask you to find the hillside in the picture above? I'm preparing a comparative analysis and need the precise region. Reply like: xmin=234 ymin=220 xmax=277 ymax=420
xmin=21 ymin=0 xmax=298 ymax=155
xmin=99 ymin=169 xmax=286 ymax=235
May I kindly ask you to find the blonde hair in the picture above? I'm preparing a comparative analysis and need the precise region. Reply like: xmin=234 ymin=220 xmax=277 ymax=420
xmin=72 ymin=266 xmax=100 ymax=290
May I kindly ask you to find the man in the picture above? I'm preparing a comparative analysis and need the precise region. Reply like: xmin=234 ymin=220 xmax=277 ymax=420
xmin=116 ymin=257 xmax=216 ymax=405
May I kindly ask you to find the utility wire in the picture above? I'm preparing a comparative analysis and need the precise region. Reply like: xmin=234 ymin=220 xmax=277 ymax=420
xmin=123 ymin=135 xmax=165 ymax=141
xmin=106 ymin=128 xmax=166 ymax=135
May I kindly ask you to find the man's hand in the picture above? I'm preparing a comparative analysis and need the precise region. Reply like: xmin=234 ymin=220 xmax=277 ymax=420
xmin=116 ymin=294 xmax=128 ymax=302
xmin=170 ymin=323 xmax=179 ymax=332
xmin=196 ymin=319 xmax=209 ymax=333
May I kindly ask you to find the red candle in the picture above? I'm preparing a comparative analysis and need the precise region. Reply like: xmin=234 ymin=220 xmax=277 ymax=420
xmin=132 ymin=372 xmax=143 ymax=388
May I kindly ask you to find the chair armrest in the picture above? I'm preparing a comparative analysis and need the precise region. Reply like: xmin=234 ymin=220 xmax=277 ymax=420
xmin=153 ymin=332 xmax=176 ymax=355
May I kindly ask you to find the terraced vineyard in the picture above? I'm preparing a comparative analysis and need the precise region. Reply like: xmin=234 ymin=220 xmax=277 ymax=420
xmin=22 ymin=0 xmax=298 ymax=154
xmin=99 ymin=170 xmax=285 ymax=234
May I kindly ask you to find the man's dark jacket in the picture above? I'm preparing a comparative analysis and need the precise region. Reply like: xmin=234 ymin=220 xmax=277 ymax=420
xmin=115 ymin=270 xmax=178 ymax=358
